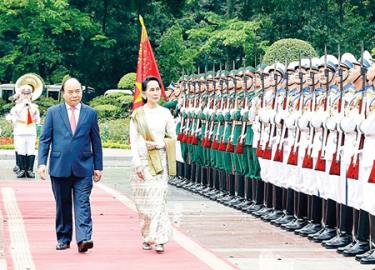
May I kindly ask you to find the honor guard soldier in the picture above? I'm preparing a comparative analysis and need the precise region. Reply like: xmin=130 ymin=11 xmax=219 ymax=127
xmin=6 ymin=73 xmax=42 ymax=178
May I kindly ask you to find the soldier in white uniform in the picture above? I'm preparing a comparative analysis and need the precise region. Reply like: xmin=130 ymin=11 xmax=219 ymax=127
xmin=7 ymin=81 xmax=41 ymax=178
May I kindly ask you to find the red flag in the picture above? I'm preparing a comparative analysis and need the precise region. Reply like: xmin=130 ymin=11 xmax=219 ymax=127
xmin=133 ymin=16 xmax=166 ymax=110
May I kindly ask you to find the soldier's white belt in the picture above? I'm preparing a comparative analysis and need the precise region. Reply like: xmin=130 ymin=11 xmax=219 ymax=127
xmin=16 ymin=120 xmax=35 ymax=125
xmin=233 ymin=120 xmax=242 ymax=125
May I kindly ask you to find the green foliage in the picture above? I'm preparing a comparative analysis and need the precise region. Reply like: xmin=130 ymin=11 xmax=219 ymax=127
xmin=0 ymin=144 xmax=14 ymax=149
xmin=102 ymin=141 xmax=130 ymax=149
xmin=99 ymin=118 xmax=130 ymax=144
xmin=89 ymin=93 xmax=132 ymax=114
xmin=35 ymin=96 xmax=59 ymax=117
xmin=186 ymin=12 xmax=262 ymax=68
xmin=0 ymin=98 xmax=8 ymax=115
xmin=94 ymin=104 xmax=121 ymax=119
xmin=1 ymin=0 xmax=375 ymax=94
xmin=118 ymin=73 xmax=136 ymax=89
xmin=157 ymin=24 xmax=194 ymax=84
xmin=0 ymin=0 xmax=116 ymax=91
xmin=0 ymin=117 xmax=13 ymax=137
xmin=263 ymin=39 xmax=317 ymax=65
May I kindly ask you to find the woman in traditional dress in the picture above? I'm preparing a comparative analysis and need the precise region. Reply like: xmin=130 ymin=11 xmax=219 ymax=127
xmin=129 ymin=76 xmax=176 ymax=253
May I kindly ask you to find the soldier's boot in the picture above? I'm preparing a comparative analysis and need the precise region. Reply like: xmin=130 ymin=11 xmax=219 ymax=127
xmin=323 ymin=204 xmax=353 ymax=249
xmin=311 ymin=199 xmax=337 ymax=242
xmin=242 ymin=179 xmax=257 ymax=212
xmin=206 ymin=168 xmax=218 ymax=197
xmin=262 ymin=185 xmax=284 ymax=222
xmin=219 ymin=173 xmax=234 ymax=204
xmin=295 ymin=194 xmax=313 ymax=234
xmin=283 ymin=192 xmax=308 ymax=231
xmin=357 ymin=213 xmax=375 ymax=263
xmin=201 ymin=167 xmax=213 ymax=195
xmin=187 ymin=163 xmax=199 ymax=189
xmin=189 ymin=164 xmax=201 ymax=192
xmin=170 ymin=161 xmax=182 ymax=185
xmin=228 ymin=174 xmax=245 ymax=207
xmin=175 ymin=163 xmax=185 ymax=187
xmin=211 ymin=169 xmax=225 ymax=200
xmin=272 ymin=188 xmax=296 ymax=226
xmin=176 ymin=163 xmax=190 ymax=187
xmin=245 ymin=180 xmax=265 ymax=213
xmin=215 ymin=171 xmax=228 ymax=201
xmin=297 ymin=195 xmax=323 ymax=236
xmin=193 ymin=165 xmax=204 ymax=193
xmin=26 ymin=155 xmax=36 ymax=178
xmin=197 ymin=166 xmax=208 ymax=194
xmin=178 ymin=162 xmax=186 ymax=182
xmin=176 ymin=162 xmax=187 ymax=185
xmin=271 ymin=187 xmax=288 ymax=225
xmin=182 ymin=163 xmax=195 ymax=189
xmin=237 ymin=176 xmax=252 ymax=210
xmin=208 ymin=169 xmax=220 ymax=199
xmin=216 ymin=171 xmax=230 ymax=202
xmin=16 ymin=155 xmax=27 ymax=178
xmin=254 ymin=182 xmax=273 ymax=217
xmin=339 ymin=210 xmax=370 ymax=256
xmin=13 ymin=151 xmax=21 ymax=173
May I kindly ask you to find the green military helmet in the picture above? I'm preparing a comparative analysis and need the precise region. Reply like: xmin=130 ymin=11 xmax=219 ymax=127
xmin=256 ymin=63 xmax=268 ymax=75
xmin=228 ymin=69 xmax=237 ymax=78
xmin=244 ymin=66 xmax=255 ymax=77
xmin=220 ymin=70 xmax=229 ymax=78
xmin=215 ymin=70 xmax=222 ymax=78
xmin=199 ymin=73 xmax=206 ymax=81
xmin=206 ymin=71 xmax=214 ymax=80
xmin=235 ymin=67 xmax=245 ymax=77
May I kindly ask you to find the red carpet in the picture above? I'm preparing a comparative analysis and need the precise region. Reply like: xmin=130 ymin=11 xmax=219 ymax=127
xmin=0 ymin=181 xmax=232 ymax=270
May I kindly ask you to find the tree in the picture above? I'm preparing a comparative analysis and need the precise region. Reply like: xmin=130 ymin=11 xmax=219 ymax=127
xmin=157 ymin=24 xmax=195 ymax=84
xmin=0 ymin=0 xmax=114 ymax=86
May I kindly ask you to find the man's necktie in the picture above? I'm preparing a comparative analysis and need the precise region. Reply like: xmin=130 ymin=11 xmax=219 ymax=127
xmin=70 ymin=106 xmax=77 ymax=134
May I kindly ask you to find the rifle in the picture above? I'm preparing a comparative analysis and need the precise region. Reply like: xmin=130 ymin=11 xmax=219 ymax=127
xmin=227 ymin=61 xmax=240 ymax=153
xmin=263 ymin=62 xmax=279 ymax=160
xmin=191 ymin=68 xmax=203 ymax=145
xmin=329 ymin=44 xmax=345 ymax=175
xmin=236 ymin=59 xmax=251 ymax=154
xmin=256 ymin=57 xmax=266 ymax=157
xmin=347 ymin=42 xmax=367 ymax=180
xmin=181 ymin=76 xmax=193 ymax=143
xmin=212 ymin=64 xmax=224 ymax=150
xmin=273 ymin=58 xmax=289 ymax=162
xmin=186 ymin=68 xmax=200 ymax=144
xmin=315 ymin=46 xmax=329 ymax=171
xmin=177 ymin=71 xmax=187 ymax=141
xmin=287 ymin=55 xmax=304 ymax=165
xmin=202 ymin=64 xmax=215 ymax=148
xmin=218 ymin=63 xmax=231 ymax=151
xmin=368 ymin=90 xmax=375 ymax=182
xmin=301 ymin=58 xmax=317 ymax=169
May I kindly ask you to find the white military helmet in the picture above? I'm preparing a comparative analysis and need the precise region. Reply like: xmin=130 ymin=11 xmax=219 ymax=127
xmin=358 ymin=50 xmax=374 ymax=68
xmin=340 ymin=52 xmax=358 ymax=69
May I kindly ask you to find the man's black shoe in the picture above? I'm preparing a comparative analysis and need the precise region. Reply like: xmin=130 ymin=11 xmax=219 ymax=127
xmin=56 ymin=242 xmax=70 ymax=250
xmin=78 ymin=240 xmax=94 ymax=253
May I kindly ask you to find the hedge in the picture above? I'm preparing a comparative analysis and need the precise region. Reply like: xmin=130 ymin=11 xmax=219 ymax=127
xmin=118 ymin=72 xmax=136 ymax=89
xmin=263 ymin=38 xmax=318 ymax=65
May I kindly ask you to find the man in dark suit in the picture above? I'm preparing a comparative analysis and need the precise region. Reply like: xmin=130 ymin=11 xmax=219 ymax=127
xmin=38 ymin=78 xmax=103 ymax=253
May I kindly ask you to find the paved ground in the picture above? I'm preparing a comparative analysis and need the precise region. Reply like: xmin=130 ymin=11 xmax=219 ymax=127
xmin=0 ymin=149 xmax=374 ymax=270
